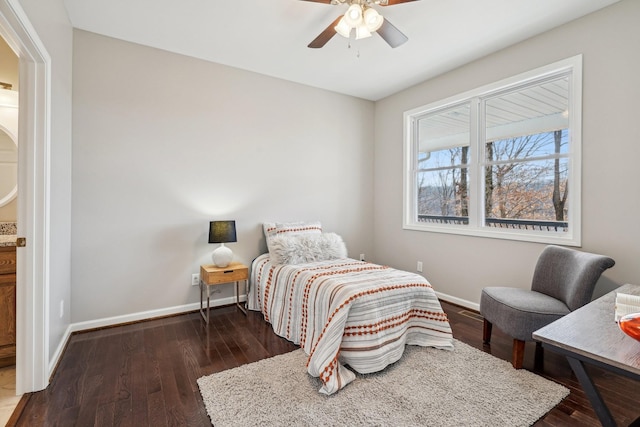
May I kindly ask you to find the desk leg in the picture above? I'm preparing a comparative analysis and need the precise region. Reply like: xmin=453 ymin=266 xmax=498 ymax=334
xmin=567 ymin=356 xmax=617 ymax=427
xmin=235 ymin=279 xmax=247 ymax=315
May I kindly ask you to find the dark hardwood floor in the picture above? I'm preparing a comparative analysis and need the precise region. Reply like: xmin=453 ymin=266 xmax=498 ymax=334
xmin=9 ymin=300 xmax=640 ymax=426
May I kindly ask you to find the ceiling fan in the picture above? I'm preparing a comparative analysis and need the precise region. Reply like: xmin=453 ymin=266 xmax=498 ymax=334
xmin=301 ymin=0 xmax=419 ymax=49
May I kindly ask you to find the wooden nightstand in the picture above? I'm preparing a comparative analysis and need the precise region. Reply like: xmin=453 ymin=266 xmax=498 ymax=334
xmin=199 ymin=262 xmax=248 ymax=323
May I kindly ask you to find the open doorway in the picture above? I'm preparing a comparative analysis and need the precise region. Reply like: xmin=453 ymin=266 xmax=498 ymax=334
xmin=0 ymin=0 xmax=52 ymax=399
xmin=0 ymin=31 xmax=20 ymax=423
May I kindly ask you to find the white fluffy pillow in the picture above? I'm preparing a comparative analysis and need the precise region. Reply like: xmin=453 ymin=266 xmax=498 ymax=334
xmin=269 ymin=232 xmax=347 ymax=265
xmin=263 ymin=221 xmax=322 ymax=253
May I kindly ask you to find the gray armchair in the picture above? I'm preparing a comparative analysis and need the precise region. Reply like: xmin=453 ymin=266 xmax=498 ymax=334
xmin=479 ymin=245 xmax=615 ymax=369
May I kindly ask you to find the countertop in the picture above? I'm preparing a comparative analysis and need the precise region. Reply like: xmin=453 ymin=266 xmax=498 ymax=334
xmin=0 ymin=235 xmax=16 ymax=247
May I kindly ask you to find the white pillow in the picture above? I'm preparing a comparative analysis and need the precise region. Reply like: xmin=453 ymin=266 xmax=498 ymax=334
xmin=263 ymin=221 xmax=322 ymax=253
xmin=269 ymin=233 xmax=347 ymax=265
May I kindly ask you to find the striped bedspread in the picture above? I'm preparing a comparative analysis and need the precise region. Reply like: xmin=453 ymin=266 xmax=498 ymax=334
xmin=248 ymin=254 xmax=454 ymax=395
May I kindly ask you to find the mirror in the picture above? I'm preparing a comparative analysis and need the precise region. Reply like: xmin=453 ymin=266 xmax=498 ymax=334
xmin=0 ymin=128 xmax=17 ymax=207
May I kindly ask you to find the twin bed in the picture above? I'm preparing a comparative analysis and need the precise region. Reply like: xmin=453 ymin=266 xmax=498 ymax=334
xmin=247 ymin=221 xmax=454 ymax=395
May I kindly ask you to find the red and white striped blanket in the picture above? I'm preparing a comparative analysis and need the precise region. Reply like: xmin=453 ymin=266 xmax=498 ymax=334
xmin=248 ymin=254 xmax=454 ymax=395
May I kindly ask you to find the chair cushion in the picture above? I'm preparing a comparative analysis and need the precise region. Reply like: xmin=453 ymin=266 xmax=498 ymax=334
xmin=480 ymin=287 xmax=571 ymax=342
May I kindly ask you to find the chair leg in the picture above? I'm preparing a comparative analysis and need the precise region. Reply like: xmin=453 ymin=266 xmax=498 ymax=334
xmin=512 ymin=339 xmax=525 ymax=369
xmin=482 ymin=319 xmax=492 ymax=344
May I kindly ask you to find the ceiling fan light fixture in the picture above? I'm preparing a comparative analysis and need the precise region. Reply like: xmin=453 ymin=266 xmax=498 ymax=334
xmin=334 ymin=16 xmax=352 ymax=38
xmin=355 ymin=23 xmax=372 ymax=40
xmin=363 ymin=8 xmax=384 ymax=32
xmin=343 ymin=4 xmax=363 ymax=27
xmin=305 ymin=0 xmax=411 ymax=49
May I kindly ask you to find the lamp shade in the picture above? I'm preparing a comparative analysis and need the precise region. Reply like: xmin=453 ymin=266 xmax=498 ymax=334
xmin=343 ymin=4 xmax=363 ymax=27
xmin=334 ymin=16 xmax=352 ymax=38
xmin=208 ymin=220 xmax=237 ymax=244
xmin=363 ymin=8 xmax=384 ymax=32
xmin=355 ymin=23 xmax=372 ymax=40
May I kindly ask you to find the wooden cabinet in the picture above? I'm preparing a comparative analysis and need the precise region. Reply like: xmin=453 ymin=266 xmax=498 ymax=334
xmin=0 ymin=246 xmax=16 ymax=367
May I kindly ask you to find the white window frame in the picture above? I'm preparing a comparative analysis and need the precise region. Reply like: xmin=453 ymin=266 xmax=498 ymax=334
xmin=403 ymin=55 xmax=582 ymax=246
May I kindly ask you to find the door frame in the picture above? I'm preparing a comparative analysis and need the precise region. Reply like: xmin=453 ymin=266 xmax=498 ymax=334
xmin=0 ymin=0 xmax=51 ymax=393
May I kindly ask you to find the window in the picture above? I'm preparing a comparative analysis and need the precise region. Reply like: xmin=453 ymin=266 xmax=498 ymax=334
xmin=404 ymin=56 xmax=582 ymax=245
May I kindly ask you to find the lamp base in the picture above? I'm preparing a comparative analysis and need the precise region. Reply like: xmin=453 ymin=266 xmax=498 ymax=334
xmin=212 ymin=244 xmax=233 ymax=267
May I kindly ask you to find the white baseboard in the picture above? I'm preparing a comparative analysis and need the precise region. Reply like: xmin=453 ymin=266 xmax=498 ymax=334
xmin=48 ymin=295 xmax=246 ymax=378
xmin=435 ymin=291 xmax=479 ymax=312
xmin=49 ymin=325 xmax=73 ymax=378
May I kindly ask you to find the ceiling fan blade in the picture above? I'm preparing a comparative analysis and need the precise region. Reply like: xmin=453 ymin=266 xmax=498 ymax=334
xmin=299 ymin=0 xmax=333 ymax=3
xmin=382 ymin=0 xmax=420 ymax=4
xmin=308 ymin=16 xmax=342 ymax=48
xmin=377 ymin=19 xmax=408 ymax=48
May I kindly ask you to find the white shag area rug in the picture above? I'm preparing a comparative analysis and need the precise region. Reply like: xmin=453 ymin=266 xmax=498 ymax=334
xmin=197 ymin=340 xmax=569 ymax=427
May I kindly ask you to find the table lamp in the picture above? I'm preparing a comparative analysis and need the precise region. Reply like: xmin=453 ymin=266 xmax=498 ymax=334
xmin=208 ymin=220 xmax=237 ymax=267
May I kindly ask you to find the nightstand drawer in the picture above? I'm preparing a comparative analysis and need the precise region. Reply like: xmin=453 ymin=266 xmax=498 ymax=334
xmin=200 ymin=263 xmax=248 ymax=285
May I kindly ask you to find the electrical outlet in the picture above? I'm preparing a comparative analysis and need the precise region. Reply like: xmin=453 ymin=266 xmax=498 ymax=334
xmin=360 ymin=253 xmax=365 ymax=261
xmin=417 ymin=261 xmax=423 ymax=272
xmin=192 ymin=273 xmax=200 ymax=286
xmin=59 ymin=300 xmax=64 ymax=318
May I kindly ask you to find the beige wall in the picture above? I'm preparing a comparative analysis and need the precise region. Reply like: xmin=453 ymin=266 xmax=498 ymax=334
xmin=373 ymin=0 xmax=639 ymax=307
xmin=70 ymin=30 xmax=375 ymax=322
xmin=0 ymin=35 xmax=17 ymax=89
xmin=0 ymin=35 xmax=17 ymax=221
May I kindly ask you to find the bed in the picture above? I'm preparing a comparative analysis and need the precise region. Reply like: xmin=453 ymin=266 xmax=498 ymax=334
xmin=248 ymin=222 xmax=454 ymax=395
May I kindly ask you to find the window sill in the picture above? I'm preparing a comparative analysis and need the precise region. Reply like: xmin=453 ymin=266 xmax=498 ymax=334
xmin=402 ymin=222 xmax=580 ymax=247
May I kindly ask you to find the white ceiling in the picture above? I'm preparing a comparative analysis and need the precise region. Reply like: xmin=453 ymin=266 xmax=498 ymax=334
xmin=62 ymin=0 xmax=620 ymax=101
